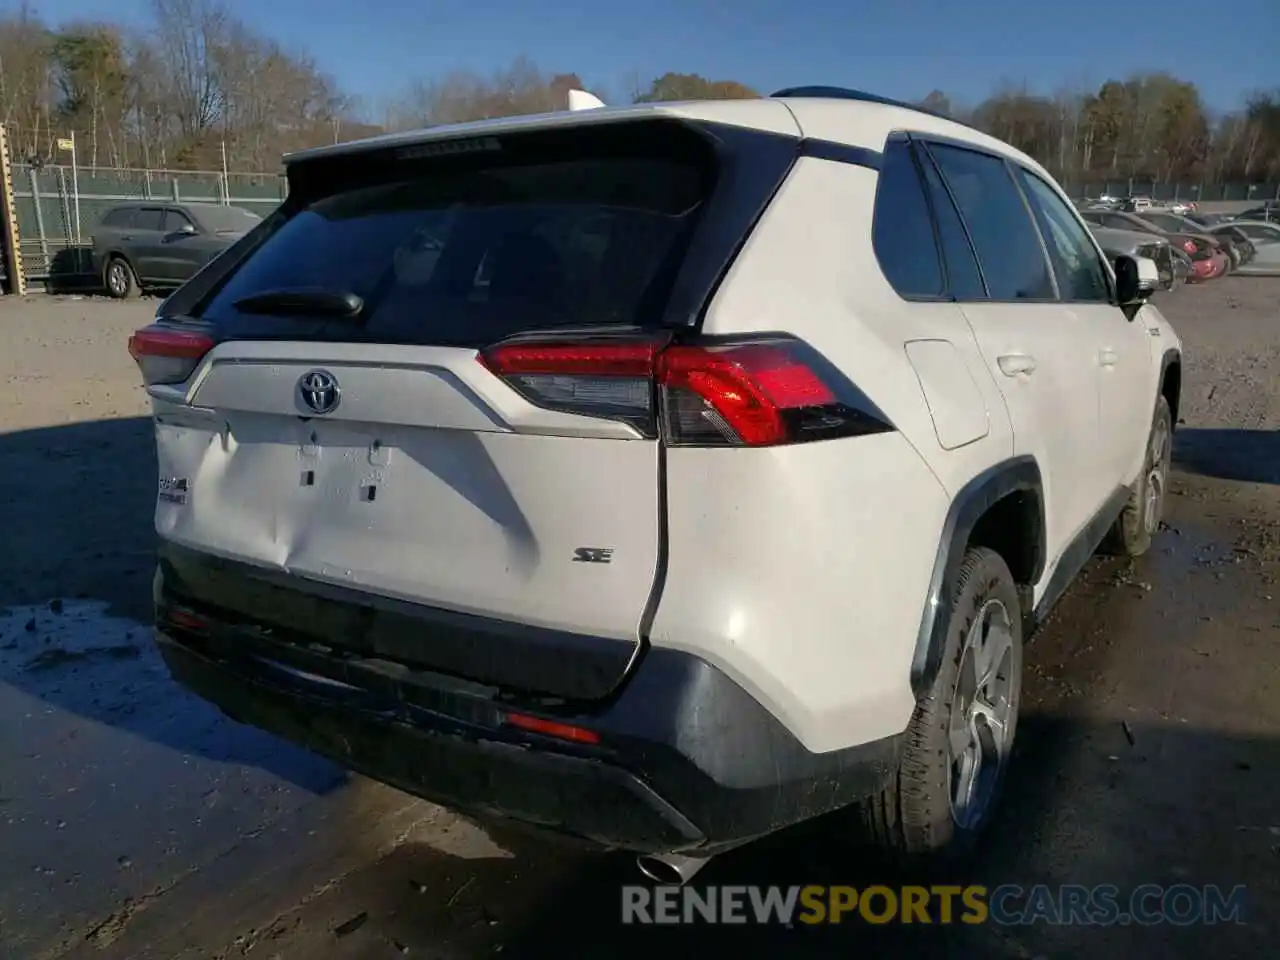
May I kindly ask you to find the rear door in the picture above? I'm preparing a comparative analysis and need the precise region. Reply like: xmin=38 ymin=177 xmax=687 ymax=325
xmin=129 ymin=206 xmax=169 ymax=281
xmin=151 ymin=125 xmax=718 ymax=655
xmin=919 ymin=140 xmax=1109 ymax=561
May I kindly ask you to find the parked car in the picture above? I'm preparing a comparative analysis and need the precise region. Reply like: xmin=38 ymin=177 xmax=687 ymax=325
xmin=1235 ymin=204 xmax=1280 ymax=224
xmin=1204 ymin=224 xmax=1256 ymax=265
xmin=1087 ymin=224 xmax=1177 ymax=290
xmin=128 ymin=88 xmax=1181 ymax=881
xmin=1131 ymin=209 xmax=1244 ymax=271
xmin=91 ymin=201 xmax=263 ymax=298
xmin=1228 ymin=220 xmax=1280 ymax=274
xmin=1081 ymin=210 xmax=1229 ymax=281
xmin=1225 ymin=219 xmax=1280 ymax=246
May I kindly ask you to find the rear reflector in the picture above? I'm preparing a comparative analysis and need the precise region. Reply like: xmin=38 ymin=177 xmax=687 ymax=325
xmin=505 ymin=711 xmax=601 ymax=745
xmin=480 ymin=336 xmax=891 ymax=447
xmin=128 ymin=324 xmax=216 ymax=386
xmin=164 ymin=607 xmax=211 ymax=632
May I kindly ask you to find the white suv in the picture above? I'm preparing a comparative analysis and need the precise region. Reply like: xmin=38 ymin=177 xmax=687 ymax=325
xmin=130 ymin=88 xmax=1182 ymax=883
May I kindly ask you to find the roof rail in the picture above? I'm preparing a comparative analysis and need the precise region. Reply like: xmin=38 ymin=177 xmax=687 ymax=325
xmin=769 ymin=85 xmax=958 ymax=125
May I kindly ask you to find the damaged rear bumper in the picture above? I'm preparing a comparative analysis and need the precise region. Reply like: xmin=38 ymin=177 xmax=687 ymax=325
xmin=153 ymin=542 xmax=902 ymax=854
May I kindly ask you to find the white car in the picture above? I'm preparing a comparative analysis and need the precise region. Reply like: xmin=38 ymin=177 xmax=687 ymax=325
xmin=130 ymin=87 xmax=1182 ymax=884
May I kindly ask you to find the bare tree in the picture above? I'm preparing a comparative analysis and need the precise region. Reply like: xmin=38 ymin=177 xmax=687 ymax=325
xmin=0 ymin=2 xmax=54 ymax=158
xmin=2 ymin=0 xmax=1278 ymax=189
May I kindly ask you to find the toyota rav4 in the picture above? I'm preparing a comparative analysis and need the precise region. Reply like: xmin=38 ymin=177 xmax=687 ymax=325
xmin=129 ymin=87 xmax=1182 ymax=883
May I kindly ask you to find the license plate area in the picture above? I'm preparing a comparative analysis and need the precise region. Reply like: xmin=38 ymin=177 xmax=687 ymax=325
xmin=296 ymin=422 xmax=393 ymax=506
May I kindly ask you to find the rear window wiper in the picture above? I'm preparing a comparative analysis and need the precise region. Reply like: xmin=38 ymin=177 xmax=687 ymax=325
xmin=232 ymin=287 xmax=364 ymax=318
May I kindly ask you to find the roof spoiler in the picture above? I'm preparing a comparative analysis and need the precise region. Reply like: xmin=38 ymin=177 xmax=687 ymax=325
xmin=567 ymin=89 xmax=606 ymax=111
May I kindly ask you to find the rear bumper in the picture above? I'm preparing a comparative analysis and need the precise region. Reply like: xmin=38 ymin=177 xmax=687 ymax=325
xmin=154 ymin=543 xmax=901 ymax=854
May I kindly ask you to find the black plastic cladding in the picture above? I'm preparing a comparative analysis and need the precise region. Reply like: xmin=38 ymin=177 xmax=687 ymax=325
xmin=911 ymin=456 xmax=1046 ymax=697
xmin=154 ymin=550 xmax=904 ymax=852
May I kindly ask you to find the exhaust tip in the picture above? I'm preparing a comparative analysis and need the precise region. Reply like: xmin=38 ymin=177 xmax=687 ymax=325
xmin=635 ymin=852 xmax=711 ymax=885
xmin=636 ymin=855 xmax=685 ymax=885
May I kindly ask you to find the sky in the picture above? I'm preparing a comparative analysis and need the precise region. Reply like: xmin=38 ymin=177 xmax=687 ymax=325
xmin=32 ymin=0 xmax=1280 ymax=115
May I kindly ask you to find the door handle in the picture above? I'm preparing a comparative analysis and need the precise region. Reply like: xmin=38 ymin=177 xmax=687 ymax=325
xmin=997 ymin=353 xmax=1037 ymax=377
xmin=1099 ymin=348 xmax=1119 ymax=367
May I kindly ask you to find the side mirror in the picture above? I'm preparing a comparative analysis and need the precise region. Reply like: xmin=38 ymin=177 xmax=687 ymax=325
xmin=1114 ymin=254 xmax=1156 ymax=305
xmin=180 ymin=222 xmax=198 ymax=235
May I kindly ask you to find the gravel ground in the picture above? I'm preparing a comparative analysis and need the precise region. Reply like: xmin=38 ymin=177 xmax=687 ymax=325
xmin=0 ymin=280 xmax=1278 ymax=959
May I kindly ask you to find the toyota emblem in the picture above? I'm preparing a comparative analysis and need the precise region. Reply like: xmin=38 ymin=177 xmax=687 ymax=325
xmin=298 ymin=369 xmax=340 ymax=415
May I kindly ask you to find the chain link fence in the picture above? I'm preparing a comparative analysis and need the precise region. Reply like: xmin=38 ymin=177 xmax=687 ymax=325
xmin=1062 ymin=180 xmax=1280 ymax=203
xmin=11 ymin=162 xmax=286 ymax=289
xmin=3 ymin=147 xmax=1280 ymax=294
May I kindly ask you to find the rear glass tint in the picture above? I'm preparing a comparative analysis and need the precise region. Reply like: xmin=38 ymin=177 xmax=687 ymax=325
xmin=101 ymin=207 xmax=136 ymax=228
xmin=199 ymin=149 xmax=707 ymax=346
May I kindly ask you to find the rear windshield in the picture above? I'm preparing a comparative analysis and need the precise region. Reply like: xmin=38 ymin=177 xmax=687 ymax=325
xmin=198 ymin=147 xmax=708 ymax=346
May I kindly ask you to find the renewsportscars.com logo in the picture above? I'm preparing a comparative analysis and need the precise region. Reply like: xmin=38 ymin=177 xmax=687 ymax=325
xmin=622 ymin=884 xmax=1249 ymax=926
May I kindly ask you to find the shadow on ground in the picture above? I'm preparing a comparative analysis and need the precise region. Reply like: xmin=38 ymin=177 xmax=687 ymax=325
xmin=44 ymin=248 xmax=103 ymax=295
xmin=0 ymin=415 xmax=344 ymax=794
xmin=222 ymin=715 xmax=1278 ymax=960
xmin=2 ymin=412 xmax=1278 ymax=959
xmin=1174 ymin=428 xmax=1280 ymax=485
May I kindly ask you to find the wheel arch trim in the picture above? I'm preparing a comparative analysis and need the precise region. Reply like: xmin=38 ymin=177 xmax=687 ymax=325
xmin=910 ymin=455 xmax=1045 ymax=697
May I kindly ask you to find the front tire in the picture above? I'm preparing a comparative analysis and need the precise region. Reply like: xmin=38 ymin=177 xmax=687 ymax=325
xmin=1103 ymin=396 xmax=1172 ymax=558
xmin=104 ymin=257 xmax=138 ymax=299
xmin=861 ymin=546 xmax=1023 ymax=858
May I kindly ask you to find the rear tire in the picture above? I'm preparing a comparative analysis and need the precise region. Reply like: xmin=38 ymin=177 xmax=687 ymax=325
xmin=104 ymin=256 xmax=138 ymax=299
xmin=861 ymin=546 xmax=1023 ymax=859
xmin=1102 ymin=396 xmax=1172 ymax=558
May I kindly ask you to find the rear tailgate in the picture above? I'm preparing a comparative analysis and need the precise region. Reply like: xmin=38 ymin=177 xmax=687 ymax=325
xmin=139 ymin=117 xmax=795 ymax=701
xmin=167 ymin=339 xmax=661 ymax=642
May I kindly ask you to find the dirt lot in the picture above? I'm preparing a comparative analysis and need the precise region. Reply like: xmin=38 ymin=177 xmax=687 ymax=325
xmin=1 ymin=282 xmax=1278 ymax=959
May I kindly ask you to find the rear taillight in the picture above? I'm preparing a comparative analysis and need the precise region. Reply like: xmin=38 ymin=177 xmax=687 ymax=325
xmin=128 ymin=324 xmax=215 ymax=386
xmin=505 ymin=711 xmax=601 ymax=745
xmin=479 ymin=336 xmax=891 ymax=447
xmin=479 ymin=341 xmax=659 ymax=431
xmin=659 ymin=342 xmax=838 ymax=446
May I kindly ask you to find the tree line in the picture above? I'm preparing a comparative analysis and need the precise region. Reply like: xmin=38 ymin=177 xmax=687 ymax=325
xmin=2 ymin=0 xmax=1277 ymax=185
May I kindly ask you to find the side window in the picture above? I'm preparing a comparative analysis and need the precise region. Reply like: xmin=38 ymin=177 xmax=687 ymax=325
xmin=163 ymin=210 xmax=196 ymax=232
xmin=916 ymin=148 xmax=987 ymax=299
xmin=102 ymin=207 xmax=135 ymax=228
xmin=926 ymin=143 xmax=1055 ymax=301
xmin=1015 ymin=170 xmax=1111 ymax=302
xmin=871 ymin=139 xmax=944 ymax=298
xmin=134 ymin=208 xmax=166 ymax=231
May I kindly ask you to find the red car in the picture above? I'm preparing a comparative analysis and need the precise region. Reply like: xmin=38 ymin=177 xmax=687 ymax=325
xmin=1189 ymin=247 xmax=1229 ymax=281
xmin=1083 ymin=209 xmax=1229 ymax=282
